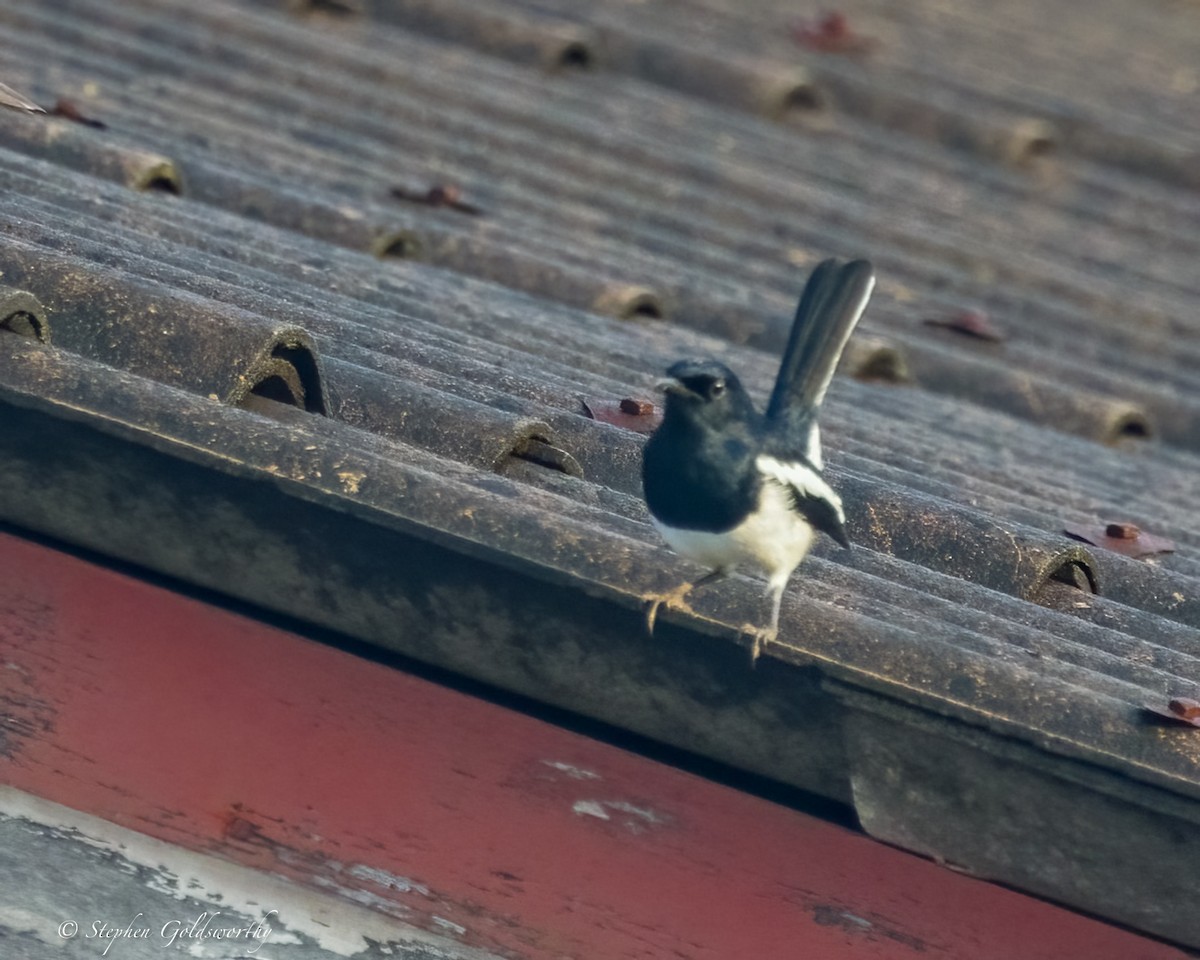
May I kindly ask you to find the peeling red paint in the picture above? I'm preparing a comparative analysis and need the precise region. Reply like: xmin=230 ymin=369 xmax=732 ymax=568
xmin=0 ymin=530 xmax=1189 ymax=960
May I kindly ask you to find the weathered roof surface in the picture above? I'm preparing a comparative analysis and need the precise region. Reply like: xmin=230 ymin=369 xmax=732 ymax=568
xmin=0 ymin=0 xmax=1198 ymax=946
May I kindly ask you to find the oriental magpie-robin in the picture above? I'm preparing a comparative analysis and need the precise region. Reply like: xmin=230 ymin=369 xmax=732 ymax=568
xmin=641 ymin=258 xmax=875 ymax=661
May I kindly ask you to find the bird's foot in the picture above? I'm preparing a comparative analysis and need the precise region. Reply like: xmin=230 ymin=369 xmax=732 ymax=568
xmin=644 ymin=582 xmax=700 ymax=636
xmin=738 ymin=623 xmax=777 ymax=666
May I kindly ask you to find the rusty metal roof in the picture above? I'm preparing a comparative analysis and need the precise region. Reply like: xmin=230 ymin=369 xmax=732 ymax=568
xmin=1 ymin=0 xmax=1198 ymax=947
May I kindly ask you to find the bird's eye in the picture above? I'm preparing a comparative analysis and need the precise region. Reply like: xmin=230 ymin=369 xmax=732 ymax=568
xmin=710 ymin=379 xmax=726 ymax=397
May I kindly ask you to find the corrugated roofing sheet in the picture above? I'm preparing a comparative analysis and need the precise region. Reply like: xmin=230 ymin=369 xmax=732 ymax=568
xmin=1 ymin=0 xmax=1198 ymax=947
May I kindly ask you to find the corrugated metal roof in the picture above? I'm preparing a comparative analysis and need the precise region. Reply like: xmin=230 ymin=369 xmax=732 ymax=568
xmin=1 ymin=0 xmax=1198 ymax=947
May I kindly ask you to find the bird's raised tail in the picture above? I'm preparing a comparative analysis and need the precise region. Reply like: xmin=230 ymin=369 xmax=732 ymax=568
xmin=765 ymin=258 xmax=875 ymax=463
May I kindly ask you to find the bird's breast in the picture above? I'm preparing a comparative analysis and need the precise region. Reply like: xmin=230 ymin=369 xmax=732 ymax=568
xmin=651 ymin=481 xmax=816 ymax=581
xmin=642 ymin=427 xmax=760 ymax=531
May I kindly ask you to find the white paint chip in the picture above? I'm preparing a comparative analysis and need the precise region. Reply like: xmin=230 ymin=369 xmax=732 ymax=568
xmin=431 ymin=916 xmax=467 ymax=936
xmin=347 ymin=864 xmax=431 ymax=897
xmin=542 ymin=760 xmax=602 ymax=780
xmin=571 ymin=799 xmax=672 ymax=833
xmin=571 ymin=800 xmax=611 ymax=820
xmin=604 ymin=802 xmax=668 ymax=825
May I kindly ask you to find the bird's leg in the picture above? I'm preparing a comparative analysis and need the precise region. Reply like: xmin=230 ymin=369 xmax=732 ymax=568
xmin=645 ymin=568 xmax=727 ymax=636
xmin=741 ymin=579 xmax=786 ymax=666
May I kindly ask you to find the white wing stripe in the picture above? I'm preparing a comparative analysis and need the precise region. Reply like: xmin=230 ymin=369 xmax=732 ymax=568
xmin=756 ymin=455 xmax=845 ymax=522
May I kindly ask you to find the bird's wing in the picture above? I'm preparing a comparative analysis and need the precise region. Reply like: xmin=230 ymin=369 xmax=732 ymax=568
xmin=756 ymin=455 xmax=850 ymax=548
xmin=765 ymin=258 xmax=875 ymax=468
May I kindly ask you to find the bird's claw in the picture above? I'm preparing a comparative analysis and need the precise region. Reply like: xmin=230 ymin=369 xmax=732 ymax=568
xmin=644 ymin=582 xmax=699 ymax=635
xmin=738 ymin=623 xmax=777 ymax=666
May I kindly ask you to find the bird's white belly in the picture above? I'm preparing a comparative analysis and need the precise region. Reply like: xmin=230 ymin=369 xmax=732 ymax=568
xmin=651 ymin=481 xmax=815 ymax=584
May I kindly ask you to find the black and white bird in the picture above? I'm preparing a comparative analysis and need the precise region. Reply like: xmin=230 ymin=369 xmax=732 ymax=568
xmin=641 ymin=258 xmax=875 ymax=660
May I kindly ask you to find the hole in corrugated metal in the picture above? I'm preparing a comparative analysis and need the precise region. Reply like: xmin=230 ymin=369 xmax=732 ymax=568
xmin=1023 ymin=135 xmax=1056 ymax=161
xmin=1111 ymin=413 xmax=1152 ymax=443
xmin=0 ymin=311 xmax=45 ymax=343
xmin=375 ymin=231 xmax=423 ymax=260
xmin=0 ymin=292 xmax=49 ymax=343
xmin=1049 ymin=560 xmax=1096 ymax=592
xmin=593 ymin=285 xmax=667 ymax=321
xmin=782 ymin=83 xmax=825 ymax=113
xmin=503 ymin=436 xmax=584 ymax=478
xmin=558 ymin=41 xmax=593 ymax=70
xmin=1006 ymin=119 xmax=1058 ymax=171
xmin=623 ymin=294 xmax=664 ymax=320
xmin=1032 ymin=559 xmax=1099 ymax=610
xmin=272 ymin=343 xmax=326 ymax=415
xmin=143 ymin=176 xmax=181 ymax=195
xmin=249 ymin=375 xmax=299 ymax=406
xmin=851 ymin=344 xmax=907 ymax=384
xmin=238 ymin=343 xmax=327 ymax=418
xmin=133 ymin=161 xmax=183 ymax=195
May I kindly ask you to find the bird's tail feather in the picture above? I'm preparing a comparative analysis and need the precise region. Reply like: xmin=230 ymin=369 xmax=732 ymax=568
xmin=765 ymin=258 xmax=875 ymax=434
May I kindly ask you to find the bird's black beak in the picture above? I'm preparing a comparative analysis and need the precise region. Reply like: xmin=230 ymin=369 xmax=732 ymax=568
xmin=655 ymin=377 xmax=694 ymax=398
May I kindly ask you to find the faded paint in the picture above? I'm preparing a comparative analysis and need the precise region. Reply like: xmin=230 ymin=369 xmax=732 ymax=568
xmin=347 ymin=864 xmax=432 ymax=898
xmin=0 ymin=786 xmax=501 ymax=960
xmin=432 ymin=916 xmax=469 ymax=936
xmin=571 ymin=800 xmax=610 ymax=820
xmin=603 ymin=801 xmax=671 ymax=827
xmin=572 ymin=799 xmax=673 ymax=834
xmin=541 ymin=761 xmax=602 ymax=781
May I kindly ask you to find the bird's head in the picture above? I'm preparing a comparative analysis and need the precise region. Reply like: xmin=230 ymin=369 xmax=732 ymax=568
xmin=656 ymin=359 xmax=756 ymax=429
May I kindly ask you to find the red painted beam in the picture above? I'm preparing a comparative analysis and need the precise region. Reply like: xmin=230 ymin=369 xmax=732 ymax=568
xmin=0 ymin=529 xmax=1186 ymax=960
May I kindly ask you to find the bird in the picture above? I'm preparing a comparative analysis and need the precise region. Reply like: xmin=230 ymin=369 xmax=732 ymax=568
xmin=641 ymin=257 xmax=875 ymax=662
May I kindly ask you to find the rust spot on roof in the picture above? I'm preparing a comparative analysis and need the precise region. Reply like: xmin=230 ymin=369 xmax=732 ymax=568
xmin=1064 ymin=522 xmax=1176 ymax=559
xmin=49 ymin=98 xmax=106 ymax=129
xmin=1142 ymin=698 xmax=1200 ymax=729
xmin=791 ymin=12 xmax=879 ymax=56
xmin=923 ymin=309 xmax=1006 ymax=342
xmin=582 ymin=397 xmax=662 ymax=434
xmin=390 ymin=182 xmax=484 ymax=216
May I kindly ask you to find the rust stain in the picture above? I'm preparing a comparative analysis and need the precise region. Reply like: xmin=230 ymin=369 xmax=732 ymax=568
xmin=389 ymin=182 xmax=484 ymax=216
xmin=581 ymin=397 xmax=661 ymax=434
xmin=791 ymin=12 xmax=878 ymax=55
xmin=1064 ymin=522 xmax=1176 ymax=559
xmin=48 ymin=97 xmax=107 ymax=128
xmin=1143 ymin=698 xmax=1200 ymax=729
xmin=923 ymin=308 xmax=1005 ymax=342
